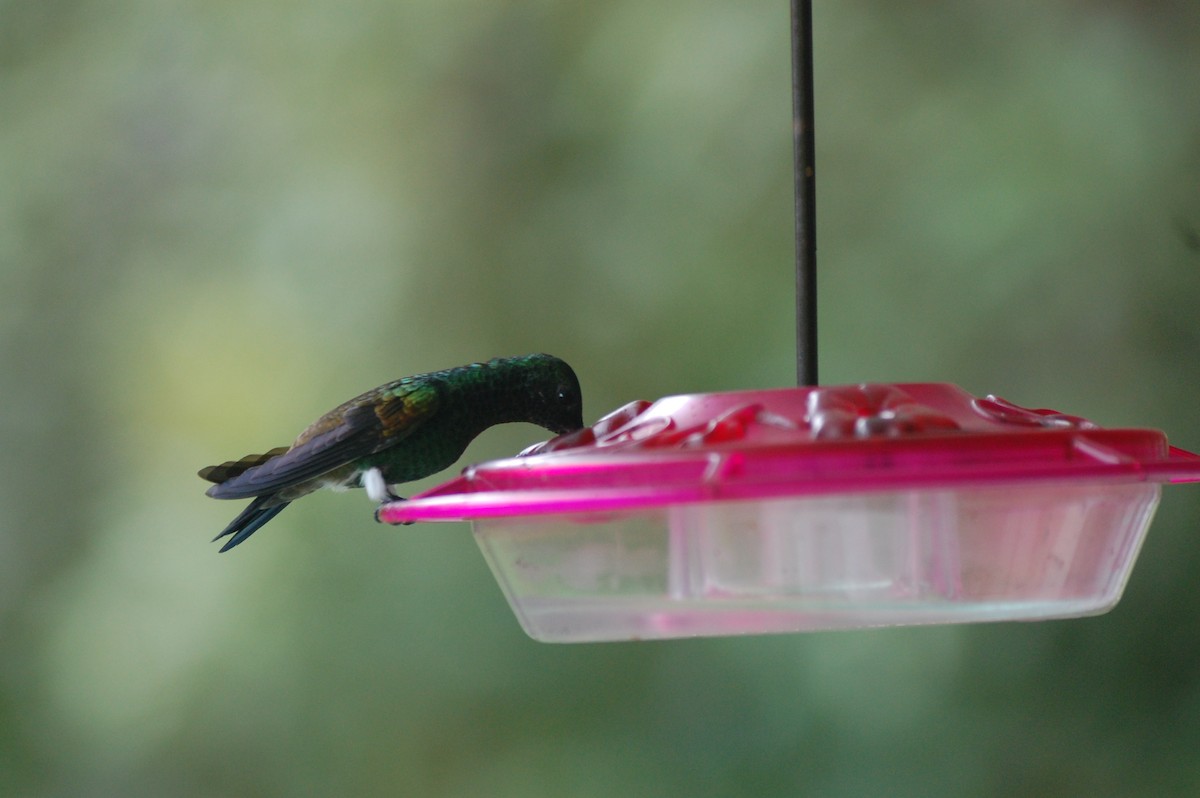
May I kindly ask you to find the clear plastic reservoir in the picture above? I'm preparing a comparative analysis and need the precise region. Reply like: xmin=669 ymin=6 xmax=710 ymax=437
xmin=473 ymin=482 xmax=1158 ymax=641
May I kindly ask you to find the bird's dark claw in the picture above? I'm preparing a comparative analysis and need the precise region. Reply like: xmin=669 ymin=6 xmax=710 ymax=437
xmin=374 ymin=495 xmax=413 ymax=525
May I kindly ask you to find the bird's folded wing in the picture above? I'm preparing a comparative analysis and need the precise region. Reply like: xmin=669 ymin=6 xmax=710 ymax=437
xmin=205 ymin=382 xmax=440 ymax=499
xmin=198 ymin=448 xmax=290 ymax=484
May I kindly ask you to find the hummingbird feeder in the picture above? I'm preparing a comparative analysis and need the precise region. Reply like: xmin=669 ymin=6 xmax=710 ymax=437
xmin=379 ymin=2 xmax=1200 ymax=642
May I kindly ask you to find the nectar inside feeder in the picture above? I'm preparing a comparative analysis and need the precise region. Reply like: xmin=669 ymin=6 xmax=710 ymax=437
xmin=379 ymin=383 xmax=1200 ymax=642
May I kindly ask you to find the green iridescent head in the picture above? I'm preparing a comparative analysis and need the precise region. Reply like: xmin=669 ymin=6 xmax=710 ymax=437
xmin=502 ymin=353 xmax=584 ymax=435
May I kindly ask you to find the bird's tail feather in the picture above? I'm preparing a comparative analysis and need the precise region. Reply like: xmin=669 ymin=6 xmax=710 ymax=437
xmin=213 ymin=496 xmax=290 ymax=552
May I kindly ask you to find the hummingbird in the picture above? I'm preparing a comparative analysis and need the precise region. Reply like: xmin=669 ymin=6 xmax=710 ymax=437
xmin=199 ymin=353 xmax=584 ymax=552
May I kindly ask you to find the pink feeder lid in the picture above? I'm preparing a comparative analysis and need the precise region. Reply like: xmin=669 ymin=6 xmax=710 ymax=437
xmin=377 ymin=383 xmax=1200 ymax=523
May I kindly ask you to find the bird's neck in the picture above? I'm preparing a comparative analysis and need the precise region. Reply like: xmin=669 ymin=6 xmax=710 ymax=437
xmin=440 ymin=358 xmax=548 ymax=434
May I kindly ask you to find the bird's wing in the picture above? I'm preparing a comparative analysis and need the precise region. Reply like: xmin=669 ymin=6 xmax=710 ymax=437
xmin=198 ymin=447 xmax=291 ymax=484
xmin=204 ymin=380 xmax=441 ymax=500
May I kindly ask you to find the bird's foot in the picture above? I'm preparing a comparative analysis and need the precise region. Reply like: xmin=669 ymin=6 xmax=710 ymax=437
xmin=374 ymin=498 xmax=413 ymax=525
xmin=363 ymin=468 xmax=413 ymax=523
xmin=362 ymin=467 xmax=399 ymax=504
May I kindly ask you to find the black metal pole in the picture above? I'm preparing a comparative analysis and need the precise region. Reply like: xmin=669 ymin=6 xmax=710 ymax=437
xmin=791 ymin=0 xmax=818 ymax=386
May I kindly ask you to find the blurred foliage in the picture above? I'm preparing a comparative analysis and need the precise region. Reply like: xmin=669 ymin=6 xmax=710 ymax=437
xmin=3 ymin=0 xmax=1200 ymax=795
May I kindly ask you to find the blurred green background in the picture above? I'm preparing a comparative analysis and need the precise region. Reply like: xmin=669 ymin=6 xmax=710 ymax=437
xmin=3 ymin=0 xmax=1200 ymax=795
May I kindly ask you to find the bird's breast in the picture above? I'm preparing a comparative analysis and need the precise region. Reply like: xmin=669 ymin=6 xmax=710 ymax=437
xmin=366 ymin=424 xmax=474 ymax=485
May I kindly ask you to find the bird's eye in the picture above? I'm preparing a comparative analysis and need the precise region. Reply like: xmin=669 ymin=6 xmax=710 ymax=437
xmin=556 ymin=385 xmax=576 ymax=404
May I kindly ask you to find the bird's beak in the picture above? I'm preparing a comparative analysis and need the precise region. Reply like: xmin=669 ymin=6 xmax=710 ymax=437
xmin=553 ymin=418 xmax=585 ymax=436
